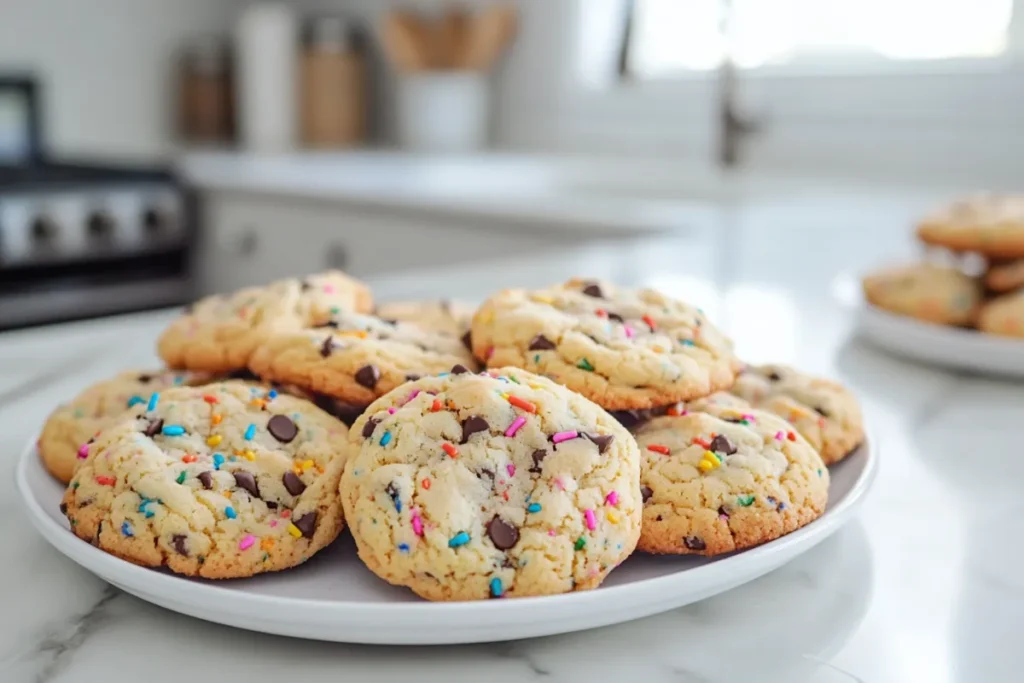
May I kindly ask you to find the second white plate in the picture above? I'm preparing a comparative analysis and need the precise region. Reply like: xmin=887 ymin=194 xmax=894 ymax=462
xmin=17 ymin=435 xmax=876 ymax=645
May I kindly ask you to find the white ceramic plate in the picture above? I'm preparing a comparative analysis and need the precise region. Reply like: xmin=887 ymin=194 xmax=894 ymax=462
xmin=834 ymin=273 xmax=1024 ymax=378
xmin=17 ymin=436 xmax=876 ymax=645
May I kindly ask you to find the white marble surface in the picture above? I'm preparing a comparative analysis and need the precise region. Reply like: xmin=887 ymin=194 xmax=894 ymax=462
xmin=2 ymin=193 xmax=1023 ymax=682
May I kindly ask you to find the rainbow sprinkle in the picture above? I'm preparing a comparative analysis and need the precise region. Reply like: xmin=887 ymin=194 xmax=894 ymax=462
xmin=175 ymin=471 xmax=186 ymax=484
xmin=774 ymin=430 xmax=785 ymax=441
xmin=147 ymin=393 xmax=159 ymax=412
xmin=442 ymin=442 xmax=459 ymax=458
xmin=138 ymin=498 xmax=156 ymax=518
xmin=737 ymin=494 xmax=755 ymax=506
xmin=380 ymin=431 xmax=392 ymax=446
xmin=584 ymin=509 xmax=596 ymax=530
xmin=574 ymin=536 xmax=587 ymax=551
xmin=552 ymin=430 xmax=579 ymax=444
xmin=490 ymin=577 xmax=503 ymax=598
xmin=161 ymin=425 xmax=185 ymax=436
xmin=527 ymin=503 xmax=542 ymax=513
xmin=287 ymin=523 xmax=302 ymax=538
xmin=225 ymin=506 xmax=237 ymax=519
xmin=506 ymin=463 xmax=516 ymax=476
xmin=411 ymin=510 xmax=424 ymax=536
xmin=77 ymin=443 xmax=89 ymax=460
xmin=120 ymin=521 xmax=133 ymax=537
xmin=212 ymin=453 xmax=225 ymax=470
xmin=267 ymin=389 xmax=278 ymax=400
xmin=238 ymin=534 xmax=256 ymax=550
xmin=577 ymin=358 xmax=594 ymax=371
xmin=206 ymin=435 xmax=222 ymax=447
xmin=505 ymin=416 xmax=526 ymax=437
xmin=448 ymin=531 xmax=470 ymax=548
xmin=244 ymin=424 xmax=256 ymax=440
xmin=507 ymin=395 xmax=537 ymax=413
xmin=94 ymin=475 xmax=115 ymax=486
xmin=127 ymin=395 xmax=145 ymax=408
xmin=605 ymin=491 xmax=619 ymax=506
xmin=397 ymin=543 xmax=410 ymax=552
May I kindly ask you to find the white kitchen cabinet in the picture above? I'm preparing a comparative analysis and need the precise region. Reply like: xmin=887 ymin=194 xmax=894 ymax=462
xmin=196 ymin=190 xmax=619 ymax=294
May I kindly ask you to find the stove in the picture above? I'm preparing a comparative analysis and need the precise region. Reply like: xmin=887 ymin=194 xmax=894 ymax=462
xmin=0 ymin=76 xmax=194 ymax=330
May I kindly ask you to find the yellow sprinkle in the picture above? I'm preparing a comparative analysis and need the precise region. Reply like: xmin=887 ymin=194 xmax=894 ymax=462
xmin=704 ymin=450 xmax=720 ymax=463
xmin=250 ymin=399 xmax=266 ymax=408
xmin=206 ymin=435 xmax=222 ymax=447
xmin=531 ymin=294 xmax=554 ymax=304
xmin=652 ymin=345 xmax=665 ymax=353
xmin=527 ymin=382 xmax=545 ymax=390
xmin=338 ymin=330 xmax=368 ymax=339
xmin=500 ymin=392 xmax=509 ymax=400
xmin=302 ymin=459 xmax=314 ymax=471
xmin=698 ymin=459 xmax=715 ymax=473
xmin=287 ymin=523 xmax=302 ymax=539
xmin=242 ymin=449 xmax=255 ymax=461
xmin=260 ymin=537 xmax=275 ymax=551
xmin=606 ymin=511 xmax=620 ymax=524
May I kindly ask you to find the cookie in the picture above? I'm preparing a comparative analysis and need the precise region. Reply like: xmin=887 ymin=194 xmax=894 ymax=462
xmin=633 ymin=404 xmax=829 ymax=556
xmin=39 ymin=369 xmax=212 ymax=484
xmin=862 ymin=263 xmax=981 ymax=326
xmin=375 ymin=300 xmax=475 ymax=338
xmin=248 ymin=310 xmax=477 ymax=409
xmin=341 ymin=366 xmax=641 ymax=601
xmin=977 ymin=290 xmax=1024 ymax=338
xmin=157 ymin=270 xmax=373 ymax=373
xmin=62 ymin=382 xmax=349 ymax=579
xmin=917 ymin=194 xmax=1024 ymax=259
xmin=984 ymin=259 xmax=1024 ymax=293
xmin=470 ymin=278 xmax=739 ymax=410
xmin=725 ymin=364 xmax=864 ymax=465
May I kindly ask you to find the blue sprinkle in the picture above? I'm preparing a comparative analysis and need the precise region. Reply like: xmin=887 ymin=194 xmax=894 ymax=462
xmin=490 ymin=577 xmax=503 ymax=597
xmin=147 ymin=393 xmax=159 ymax=412
xmin=229 ymin=455 xmax=237 ymax=461
xmin=138 ymin=498 xmax=155 ymax=518
xmin=380 ymin=431 xmax=392 ymax=446
xmin=527 ymin=503 xmax=542 ymax=513
xmin=126 ymin=395 xmax=145 ymax=408
xmin=448 ymin=531 xmax=470 ymax=548
xmin=244 ymin=424 xmax=256 ymax=441
xmin=267 ymin=389 xmax=278 ymax=399
xmin=213 ymin=453 xmax=225 ymax=470
xmin=680 ymin=339 xmax=695 ymax=347
xmin=225 ymin=506 xmax=237 ymax=519
xmin=437 ymin=372 xmax=449 ymax=378
xmin=173 ymin=375 xmax=184 ymax=386
xmin=161 ymin=425 xmax=185 ymax=436
xmin=120 ymin=521 xmax=133 ymax=537
xmin=397 ymin=542 xmax=410 ymax=553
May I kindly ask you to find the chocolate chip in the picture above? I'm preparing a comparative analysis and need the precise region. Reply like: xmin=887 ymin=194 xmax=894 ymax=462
xmin=283 ymin=471 xmax=306 ymax=496
xmin=380 ymin=318 xmax=397 ymax=326
xmin=143 ymin=418 xmax=164 ymax=437
xmin=479 ymin=468 xmax=495 ymax=481
xmin=294 ymin=512 xmax=317 ymax=538
xmin=768 ymin=371 xmax=781 ymax=381
xmin=316 ymin=320 xmax=339 ymax=329
xmin=451 ymin=364 xmax=470 ymax=375
xmin=528 ymin=334 xmax=556 ymax=351
xmin=362 ymin=417 xmax=380 ymax=439
xmin=461 ymin=331 xmax=472 ymax=351
xmin=641 ymin=486 xmax=653 ymax=503
xmin=584 ymin=433 xmax=615 ymax=454
xmin=320 ymin=336 xmax=334 ymax=358
xmin=59 ymin=502 xmax=67 ymax=515
xmin=723 ymin=417 xmax=743 ymax=424
xmin=607 ymin=312 xmax=624 ymax=323
xmin=709 ymin=434 xmax=737 ymax=455
xmin=137 ymin=374 xmax=152 ymax=383
xmin=405 ymin=374 xmax=421 ymax=382
xmin=461 ymin=416 xmax=489 ymax=443
xmin=718 ymin=505 xmax=730 ymax=519
xmin=171 ymin=534 xmax=188 ymax=556
xmin=301 ymin=280 xmax=312 ymax=291
xmin=582 ymin=283 xmax=604 ymax=298
xmin=486 ymin=516 xmax=519 ymax=550
xmin=266 ymin=501 xmax=278 ymax=510
xmin=815 ymin=406 xmax=830 ymax=418
xmin=234 ymin=471 xmax=260 ymax=499
xmin=197 ymin=471 xmax=213 ymax=490
xmin=227 ymin=369 xmax=259 ymax=381
xmin=529 ymin=449 xmax=547 ymax=473
xmin=312 ymin=394 xmax=363 ymax=425
xmin=355 ymin=364 xmax=380 ymax=389
xmin=609 ymin=410 xmax=644 ymax=430
xmin=267 ymin=415 xmax=298 ymax=443
xmin=684 ymin=536 xmax=706 ymax=551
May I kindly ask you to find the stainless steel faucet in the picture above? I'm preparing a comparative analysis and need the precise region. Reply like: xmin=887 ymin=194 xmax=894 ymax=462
xmin=716 ymin=0 xmax=760 ymax=167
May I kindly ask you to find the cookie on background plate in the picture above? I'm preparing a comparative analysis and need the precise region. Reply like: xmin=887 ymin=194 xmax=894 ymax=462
xmin=470 ymin=278 xmax=739 ymax=411
xmin=977 ymin=290 xmax=1024 ymax=338
xmin=984 ymin=259 xmax=1024 ymax=293
xmin=248 ymin=310 xmax=476 ymax=409
xmin=39 ymin=369 xmax=212 ymax=484
xmin=341 ymin=366 xmax=641 ymax=601
xmin=63 ymin=382 xmax=350 ymax=579
xmin=726 ymin=364 xmax=864 ymax=465
xmin=633 ymin=403 xmax=829 ymax=556
xmin=861 ymin=263 xmax=981 ymax=326
xmin=917 ymin=193 xmax=1024 ymax=259
xmin=157 ymin=270 xmax=373 ymax=374
xmin=375 ymin=300 xmax=475 ymax=339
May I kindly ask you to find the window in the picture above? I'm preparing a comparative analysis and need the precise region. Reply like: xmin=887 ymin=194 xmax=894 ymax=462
xmin=627 ymin=0 xmax=1014 ymax=78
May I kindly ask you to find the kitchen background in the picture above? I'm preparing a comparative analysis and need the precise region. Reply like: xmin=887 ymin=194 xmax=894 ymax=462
xmin=1 ymin=0 xmax=1022 ymax=327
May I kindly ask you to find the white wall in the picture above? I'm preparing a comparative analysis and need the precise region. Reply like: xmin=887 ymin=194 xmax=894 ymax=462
xmin=0 ymin=0 xmax=246 ymax=161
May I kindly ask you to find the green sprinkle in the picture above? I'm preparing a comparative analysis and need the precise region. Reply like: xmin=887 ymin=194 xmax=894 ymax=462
xmin=72 ymin=482 xmax=80 ymax=490
xmin=330 ymin=306 xmax=340 ymax=314
xmin=175 ymin=471 xmax=186 ymax=485
xmin=574 ymin=536 xmax=587 ymax=551
xmin=737 ymin=494 xmax=755 ymax=506
xmin=534 ymin=354 xmax=540 ymax=363
xmin=262 ymin=553 xmax=269 ymax=562
xmin=508 ymin=375 xmax=520 ymax=384
xmin=817 ymin=468 xmax=823 ymax=477
xmin=577 ymin=358 xmax=594 ymax=371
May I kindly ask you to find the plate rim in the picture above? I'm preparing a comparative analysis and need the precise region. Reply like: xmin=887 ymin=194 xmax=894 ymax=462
xmin=16 ymin=430 xmax=878 ymax=626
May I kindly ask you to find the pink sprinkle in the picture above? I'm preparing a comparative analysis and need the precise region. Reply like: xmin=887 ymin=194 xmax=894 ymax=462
xmin=624 ymin=324 xmax=635 ymax=338
xmin=269 ymin=520 xmax=278 ymax=527
xmin=388 ymin=407 xmax=396 ymax=414
xmin=505 ymin=416 xmax=526 ymax=437
xmin=742 ymin=413 xmax=756 ymax=422
xmin=774 ymin=430 xmax=784 ymax=441
xmin=552 ymin=430 xmax=578 ymax=444
xmin=238 ymin=534 xmax=256 ymax=551
xmin=555 ymin=477 xmax=566 ymax=491
xmin=323 ymin=284 xmax=335 ymax=294
xmin=584 ymin=509 xmax=596 ymax=530
xmin=548 ymin=529 xmax=556 ymax=536
xmin=77 ymin=443 xmax=90 ymax=459
xmin=680 ymin=409 xmax=689 ymax=416
xmin=412 ymin=510 xmax=424 ymax=536
xmin=605 ymin=491 xmax=619 ymax=506
xmin=506 ymin=463 xmax=516 ymax=477
xmin=486 ymin=346 xmax=495 ymax=360
xmin=405 ymin=389 xmax=421 ymax=403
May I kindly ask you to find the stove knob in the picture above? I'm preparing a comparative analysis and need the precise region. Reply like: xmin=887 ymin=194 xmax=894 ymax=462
xmin=86 ymin=210 xmax=116 ymax=240
xmin=30 ymin=214 xmax=58 ymax=244
xmin=143 ymin=206 xmax=173 ymax=235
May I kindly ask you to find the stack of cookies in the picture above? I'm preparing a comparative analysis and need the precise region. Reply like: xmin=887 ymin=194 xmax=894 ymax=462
xmin=863 ymin=193 xmax=1024 ymax=337
xmin=42 ymin=269 xmax=864 ymax=601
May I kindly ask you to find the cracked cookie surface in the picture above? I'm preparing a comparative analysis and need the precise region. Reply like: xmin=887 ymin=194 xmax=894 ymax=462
xmin=470 ymin=278 xmax=739 ymax=410
xmin=633 ymin=403 xmax=828 ymax=556
xmin=39 ymin=369 xmax=212 ymax=484
xmin=375 ymin=299 xmax=475 ymax=338
xmin=862 ymin=263 xmax=981 ymax=326
xmin=62 ymin=382 xmax=350 ymax=578
xmin=157 ymin=270 xmax=373 ymax=373
xmin=249 ymin=310 xmax=477 ymax=408
xmin=341 ymin=366 xmax=641 ymax=601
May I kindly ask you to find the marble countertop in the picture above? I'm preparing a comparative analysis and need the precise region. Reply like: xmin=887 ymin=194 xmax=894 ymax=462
xmin=2 ymin=195 xmax=1022 ymax=682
